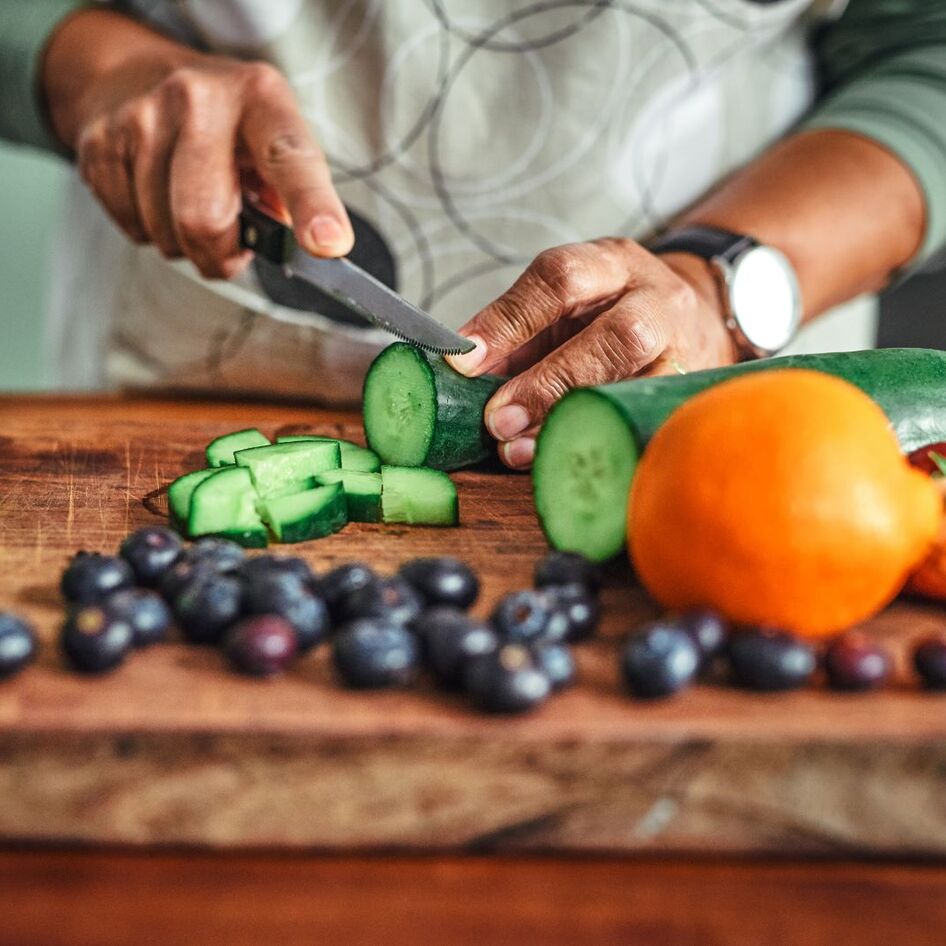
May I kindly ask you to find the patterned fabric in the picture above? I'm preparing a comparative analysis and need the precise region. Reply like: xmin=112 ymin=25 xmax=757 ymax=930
xmin=48 ymin=0 xmax=877 ymax=402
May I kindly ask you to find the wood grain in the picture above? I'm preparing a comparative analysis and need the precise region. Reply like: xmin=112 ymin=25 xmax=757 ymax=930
xmin=2 ymin=395 xmax=946 ymax=854
xmin=2 ymin=849 xmax=946 ymax=946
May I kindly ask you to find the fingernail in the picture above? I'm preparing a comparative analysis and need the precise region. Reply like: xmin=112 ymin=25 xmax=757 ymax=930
xmin=308 ymin=215 xmax=346 ymax=251
xmin=446 ymin=336 xmax=487 ymax=376
xmin=488 ymin=403 xmax=530 ymax=441
xmin=502 ymin=437 xmax=536 ymax=469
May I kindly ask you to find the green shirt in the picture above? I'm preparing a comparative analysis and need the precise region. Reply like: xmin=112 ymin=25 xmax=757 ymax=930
xmin=3 ymin=0 xmax=946 ymax=262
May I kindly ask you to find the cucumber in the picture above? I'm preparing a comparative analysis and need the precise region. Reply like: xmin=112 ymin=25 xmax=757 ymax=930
xmin=235 ymin=440 xmax=341 ymax=498
xmin=533 ymin=348 xmax=946 ymax=562
xmin=380 ymin=465 xmax=458 ymax=526
xmin=206 ymin=428 xmax=270 ymax=467
xmin=167 ymin=468 xmax=218 ymax=533
xmin=277 ymin=435 xmax=381 ymax=473
xmin=262 ymin=483 xmax=348 ymax=543
xmin=188 ymin=467 xmax=268 ymax=548
xmin=362 ymin=343 xmax=504 ymax=470
xmin=315 ymin=469 xmax=382 ymax=522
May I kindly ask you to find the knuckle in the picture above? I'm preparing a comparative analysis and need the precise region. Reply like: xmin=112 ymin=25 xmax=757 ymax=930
xmin=668 ymin=274 xmax=700 ymax=313
xmin=609 ymin=305 xmax=665 ymax=365
xmin=261 ymin=131 xmax=320 ymax=170
xmin=530 ymin=360 xmax=577 ymax=404
xmin=530 ymin=246 xmax=586 ymax=307
xmin=160 ymin=67 xmax=213 ymax=113
xmin=176 ymin=202 xmax=235 ymax=243
xmin=116 ymin=100 xmax=156 ymax=148
xmin=240 ymin=60 xmax=287 ymax=96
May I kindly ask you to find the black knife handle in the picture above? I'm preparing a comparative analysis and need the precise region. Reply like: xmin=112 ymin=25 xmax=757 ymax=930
xmin=239 ymin=202 xmax=293 ymax=264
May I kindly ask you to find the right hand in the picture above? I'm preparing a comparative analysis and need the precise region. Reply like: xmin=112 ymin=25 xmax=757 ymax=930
xmin=44 ymin=10 xmax=352 ymax=279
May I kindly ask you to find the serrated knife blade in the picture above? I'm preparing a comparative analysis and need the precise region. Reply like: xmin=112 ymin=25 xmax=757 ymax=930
xmin=239 ymin=202 xmax=474 ymax=356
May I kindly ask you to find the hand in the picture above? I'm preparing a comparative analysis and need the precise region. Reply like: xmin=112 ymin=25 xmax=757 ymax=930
xmin=447 ymin=240 xmax=737 ymax=469
xmin=43 ymin=10 xmax=353 ymax=278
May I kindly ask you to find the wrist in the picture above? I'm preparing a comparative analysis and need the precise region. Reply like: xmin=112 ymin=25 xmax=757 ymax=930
xmin=42 ymin=8 xmax=200 ymax=150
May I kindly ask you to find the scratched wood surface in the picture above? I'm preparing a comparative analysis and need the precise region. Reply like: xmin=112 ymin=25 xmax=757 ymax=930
xmin=1 ymin=394 xmax=946 ymax=855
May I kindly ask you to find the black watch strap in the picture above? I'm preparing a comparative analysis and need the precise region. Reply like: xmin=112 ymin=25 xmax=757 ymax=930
xmin=649 ymin=226 xmax=757 ymax=264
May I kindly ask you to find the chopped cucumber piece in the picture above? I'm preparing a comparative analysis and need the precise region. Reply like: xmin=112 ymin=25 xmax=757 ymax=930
xmin=315 ymin=469 xmax=382 ymax=523
xmin=206 ymin=428 xmax=270 ymax=467
xmin=262 ymin=483 xmax=348 ymax=543
xmin=380 ymin=465 xmax=458 ymax=526
xmin=188 ymin=467 xmax=268 ymax=548
xmin=277 ymin=435 xmax=380 ymax=473
xmin=362 ymin=343 xmax=503 ymax=470
xmin=167 ymin=468 xmax=219 ymax=533
xmin=235 ymin=440 xmax=341 ymax=498
xmin=532 ymin=390 xmax=638 ymax=562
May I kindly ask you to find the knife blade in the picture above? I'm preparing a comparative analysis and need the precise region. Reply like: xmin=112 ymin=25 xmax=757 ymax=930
xmin=239 ymin=202 xmax=474 ymax=356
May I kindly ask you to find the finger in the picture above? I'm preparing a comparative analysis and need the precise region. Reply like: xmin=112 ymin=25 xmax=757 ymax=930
xmin=132 ymin=102 xmax=182 ymax=259
xmin=498 ymin=437 xmax=537 ymax=471
xmin=239 ymin=64 xmax=352 ymax=257
xmin=488 ymin=312 xmax=597 ymax=377
xmin=483 ymin=289 xmax=667 ymax=441
xmin=169 ymin=90 xmax=247 ymax=278
xmin=76 ymin=118 xmax=146 ymax=243
xmin=447 ymin=239 xmax=642 ymax=378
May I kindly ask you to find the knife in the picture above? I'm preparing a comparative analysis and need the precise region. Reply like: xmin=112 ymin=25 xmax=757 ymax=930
xmin=238 ymin=201 xmax=475 ymax=356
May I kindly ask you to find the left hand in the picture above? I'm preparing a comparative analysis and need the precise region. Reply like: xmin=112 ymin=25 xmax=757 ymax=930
xmin=446 ymin=239 xmax=737 ymax=468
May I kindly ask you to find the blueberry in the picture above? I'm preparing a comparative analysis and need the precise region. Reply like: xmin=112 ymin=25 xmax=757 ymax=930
xmin=621 ymin=621 xmax=700 ymax=699
xmin=241 ymin=572 xmax=329 ymax=652
xmin=333 ymin=619 xmax=419 ymax=688
xmin=319 ymin=562 xmax=380 ymax=621
xmin=183 ymin=537 xmax=246 ymax=572
xmin=464 ymin=644 xmax=552 ymax=714
xmin=105 ymin=588 xmax=172 ymax=647
xmin=119 ymin=526 xmax=183 ymax=586
xmin=60 ymin=551 xmax=135 ymax=605
xmin=491 ymin=590 xmax=551 ymax=643
xmin=335 ymin=577 xmax=423 ymax=627
xmin=533 ymin=642 xmax=576 ymax=691
xmin=728 ymin=628 xmax=815 ymax=692
xmin=397 ymin=557 xmax=479 ymax=610
xmin=534 ymin=551 xmax=600 ymax=592
xmin=61 ymin=605 xmax=134 ymax=674
xmin=225 ymin=616 xmax=299 ymax=677
xmin=173 ymin=573 xmax=243 ymax=645
xmin=413 ymin=607 xmax=499 ymax=689
xmin=824 ymin=633 xmax=891 ymax=692
xmin=913 ymin=636 xmax=946 ymax=690
xmin=240 ymin=554 xmax=314 ymax=587
xmin=159 ymin=558 xmax=221 ymax=602
xmin=679 ymin=610 xmax=729 ymax=665
xmin=542 ymin=584 xmax=600 ymax=642
xmin=0 ymin=613 xmax=38 ymax=680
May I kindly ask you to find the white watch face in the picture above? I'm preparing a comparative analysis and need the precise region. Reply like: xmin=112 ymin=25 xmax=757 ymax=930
xmin=727 ymin=246 xmax=801 ymax=355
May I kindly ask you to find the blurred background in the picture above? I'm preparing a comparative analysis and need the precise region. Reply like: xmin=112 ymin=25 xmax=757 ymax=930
xmin=1 ymin=140 xmax=944 ymax=392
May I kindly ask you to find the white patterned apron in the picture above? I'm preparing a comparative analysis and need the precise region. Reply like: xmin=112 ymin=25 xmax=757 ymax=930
xmin=47 ymin=0 xmax=872 ymax=403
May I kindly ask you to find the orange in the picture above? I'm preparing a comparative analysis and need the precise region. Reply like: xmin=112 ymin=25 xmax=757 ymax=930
xmin=628 ymin=369 xmax=940 ymax=638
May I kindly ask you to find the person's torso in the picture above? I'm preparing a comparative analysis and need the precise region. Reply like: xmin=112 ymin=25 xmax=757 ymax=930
xmin=53 ymin=0 xmax=867 ymax=400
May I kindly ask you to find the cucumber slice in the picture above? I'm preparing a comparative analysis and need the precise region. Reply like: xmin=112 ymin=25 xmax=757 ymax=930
xmin=315 ymin=469 xmax=382 ymax=523
xmin=533 ymin=390 xmax=638 ymax=562
xmin=188 ymin=467 xmax=268 ymax=548
xmin=206 ymin=428 xmax=270 ymax=467
xmin=262 ymin=483 xmax=348 ymax=543
xmin=167 ymin=468 xmax=218 ymax=533
xmin=276 ymin=436 xmax=381 ymax=473
xmin=235 ymin=440 xmax=341 ymax=498
xmin=362 ymin=343 xmax=503 ymax=470
xmin=380 ymin=465 xmax=458 ymax=526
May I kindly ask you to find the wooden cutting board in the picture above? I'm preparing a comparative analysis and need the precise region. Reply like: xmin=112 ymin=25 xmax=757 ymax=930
xmin=1 ymin=394 xmax=946 ymax=855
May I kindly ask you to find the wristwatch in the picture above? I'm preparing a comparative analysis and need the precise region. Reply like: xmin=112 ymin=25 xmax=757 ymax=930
xmin=649 ymin=226 xmax=802 ymax=360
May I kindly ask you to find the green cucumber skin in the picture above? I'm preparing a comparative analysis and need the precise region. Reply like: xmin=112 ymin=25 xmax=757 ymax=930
xmin=590 ymin=348 xmax=946 ymax=455
xmin=275 ymin=487 xmax=348 ymax=543
xmin=167 ymin=468 xmax=217 ymax=534
xmin=422 ymin=355 xmax=504 ymax=470
xmin=315 ymin=470 xmax=382 ymax=523
xmin=203 ymin=529 xmax=269 ymax=549
xmin=363 ymin=344 xmax=504 ymax=471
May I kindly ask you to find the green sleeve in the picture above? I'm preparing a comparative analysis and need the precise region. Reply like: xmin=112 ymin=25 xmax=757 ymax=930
xmin=0 ymin=1 xmax=85 ymax=152
xmin=803 ymin=1 xmax=946 ymax=263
